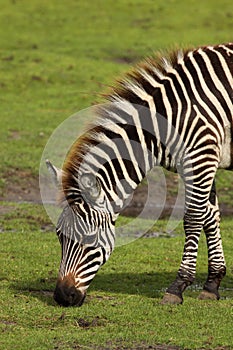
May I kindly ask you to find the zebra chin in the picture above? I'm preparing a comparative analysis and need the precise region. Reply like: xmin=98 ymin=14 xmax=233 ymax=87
xmin=54 ymin=274 xmax=86 ymax=307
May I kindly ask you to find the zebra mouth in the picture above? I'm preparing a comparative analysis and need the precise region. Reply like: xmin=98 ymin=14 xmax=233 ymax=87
xmin=54 ymin=282 xmax=86 ymax=307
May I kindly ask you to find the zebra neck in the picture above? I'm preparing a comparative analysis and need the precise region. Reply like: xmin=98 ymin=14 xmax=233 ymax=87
xmin=89 ymin=103 xmax=180 ymax=215
xmin=93 ymin=136 xmax=176 ymax=216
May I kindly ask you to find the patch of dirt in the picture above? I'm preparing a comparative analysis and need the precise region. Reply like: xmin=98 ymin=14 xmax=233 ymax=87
xmin=8 ymin=130 xmax=22 ymax=140
xmin=28 ymin=289 xmax=54 ymax=298
xmin=109 ymin=49 xmax=141 ymax=65
xmin=96 ymin=342 xmax=181 ymax=350
xmin=0 ymin=320 xmax=17 ymax=326
xmin=0 ymin=168 xmax=41 ymax=203
xmin=112 ymin=55 xmax=139 ymax=65
xmin=76 ymin=316 xmax=105 ymax=329
xmin=96 ymin=343 xmax=232 ymax=350
xmin=121 ymin=177 xmax=180 ymax=218
xmin=0 ymin=205 xmax=16 ymax=215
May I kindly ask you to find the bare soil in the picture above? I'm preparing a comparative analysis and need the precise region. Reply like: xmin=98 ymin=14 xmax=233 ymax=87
xmin=0 ymin=169 xmax=41 ymax=203
xmin=97 ymin=343 xmax=181 ymax=350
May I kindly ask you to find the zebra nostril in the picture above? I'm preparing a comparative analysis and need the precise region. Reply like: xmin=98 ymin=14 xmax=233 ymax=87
xmin=68 ymin=291 xmax=76 ymax=305
xmin=67 ymin=286 xmax=85 ymax=306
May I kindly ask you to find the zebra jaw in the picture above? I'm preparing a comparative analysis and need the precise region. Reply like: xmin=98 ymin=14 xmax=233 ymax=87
xmin=53 ymin=274 xmax=86 ymax=307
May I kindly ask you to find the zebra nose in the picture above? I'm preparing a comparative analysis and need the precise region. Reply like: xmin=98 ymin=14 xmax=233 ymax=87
xmin=54 ymin=277 xmax=86 ymax=307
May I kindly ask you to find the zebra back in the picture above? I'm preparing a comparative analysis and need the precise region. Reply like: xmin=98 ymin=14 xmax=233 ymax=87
xmin=61 ymin=43 xmax=233 ymax=212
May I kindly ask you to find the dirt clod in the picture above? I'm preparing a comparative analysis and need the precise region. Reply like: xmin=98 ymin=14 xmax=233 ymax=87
xmin=76 ymin=316 xmax=103 ymax=328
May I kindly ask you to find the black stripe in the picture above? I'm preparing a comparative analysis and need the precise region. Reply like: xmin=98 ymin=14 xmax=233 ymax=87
xmin=194 ymin=52 xmax=231 ymax=116
xmin=184 ymin=54 xmax=222 ymax=124
xmin=207 ymin=48 xmax=233 ymax=109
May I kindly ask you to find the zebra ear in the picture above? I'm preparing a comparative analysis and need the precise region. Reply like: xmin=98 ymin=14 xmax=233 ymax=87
xmin=79 ymin=173 xmax=101 ymax=199
xmin=46 ymin=159 xmax=63 ymax=187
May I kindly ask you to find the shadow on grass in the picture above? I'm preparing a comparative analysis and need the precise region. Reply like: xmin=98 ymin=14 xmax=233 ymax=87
xmin=10 ymin=271 xmax=233 ymax=306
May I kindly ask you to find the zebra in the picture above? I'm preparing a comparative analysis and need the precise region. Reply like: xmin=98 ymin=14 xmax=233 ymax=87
xmin=47 ymin=43 xmax=233 ymax=307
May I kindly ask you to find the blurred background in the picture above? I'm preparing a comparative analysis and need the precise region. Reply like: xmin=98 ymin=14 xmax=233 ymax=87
xmin=0 ymin=3 xmax=233 ymax=349
xmin=0 ymin=0 xmax=232 ymax=218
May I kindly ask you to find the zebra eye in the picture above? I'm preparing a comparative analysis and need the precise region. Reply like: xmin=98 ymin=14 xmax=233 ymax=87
xmin=75 ymin=197 xmax=84 ymax=205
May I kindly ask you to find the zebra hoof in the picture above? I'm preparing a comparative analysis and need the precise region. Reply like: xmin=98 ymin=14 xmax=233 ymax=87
xmin=198 ymin=290 xmax=218 ymax=300
xmin=160 ymin=292 xmax=183 ymax=305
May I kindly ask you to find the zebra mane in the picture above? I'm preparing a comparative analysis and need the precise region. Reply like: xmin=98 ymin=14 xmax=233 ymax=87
xmin=102 ymin=46 xmax=190 ymax=102
xmin=61 ymin=44 xmax=220 ymax=199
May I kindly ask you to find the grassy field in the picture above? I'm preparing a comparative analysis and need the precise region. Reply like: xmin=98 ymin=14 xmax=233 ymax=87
xmin=0 ymin=0 xmax=232 ymax=176
xmin=1 ymin=206 xmax=233 ymax=349
xmin=0 ymin=0 xmax=233 ymax=349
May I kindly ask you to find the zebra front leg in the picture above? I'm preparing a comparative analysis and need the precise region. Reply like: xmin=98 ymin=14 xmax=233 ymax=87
xmin=161 ymin=211 xmax=203 ymax=304
xmin=199 ymin=184 xmax=226 ymax=300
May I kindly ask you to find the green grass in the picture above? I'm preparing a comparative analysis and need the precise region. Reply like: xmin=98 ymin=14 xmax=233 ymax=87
xmin=0 ymin=0 xmax=233 ymax=349
xmin=1 ymin=208 xmax=233 ymax=349
xmin=0 ymin=0 xmax=232 ymax=175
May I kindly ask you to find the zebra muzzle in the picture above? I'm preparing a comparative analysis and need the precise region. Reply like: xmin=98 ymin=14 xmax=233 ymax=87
xmin=54 ymin=276 xmax=86 ymax=307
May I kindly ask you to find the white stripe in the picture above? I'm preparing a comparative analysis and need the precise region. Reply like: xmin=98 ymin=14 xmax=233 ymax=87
xmin=182 ymin=52 xmax=224 ymax=141
xmin=192 ymin=49 xmax=228 ymax=127
xmin=210 ymin=46 xmax=233 ymax=95
xmin=198 ymin=49 xmax=232 ymax=124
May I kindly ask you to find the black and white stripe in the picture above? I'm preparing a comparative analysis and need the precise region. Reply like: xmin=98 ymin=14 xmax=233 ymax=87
xmin=55 ymin=43 xmax=233 ymax=305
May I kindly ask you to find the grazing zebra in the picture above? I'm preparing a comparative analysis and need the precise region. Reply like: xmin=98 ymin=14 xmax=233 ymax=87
xmin=48 ymin=43 xmax=233 ymax=307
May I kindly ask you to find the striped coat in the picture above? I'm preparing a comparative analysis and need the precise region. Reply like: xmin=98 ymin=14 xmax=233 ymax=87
xmin=49 ymin=43 xmax=233 ymax=306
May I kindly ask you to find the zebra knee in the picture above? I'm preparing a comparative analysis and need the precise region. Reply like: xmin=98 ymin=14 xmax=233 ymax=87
xmin=183 ymin=210 xmax=206 ymax=226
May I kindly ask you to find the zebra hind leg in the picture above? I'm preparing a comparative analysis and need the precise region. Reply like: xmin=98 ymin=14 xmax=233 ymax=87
xmin=198 ymin=183 xmax=226 ymax=300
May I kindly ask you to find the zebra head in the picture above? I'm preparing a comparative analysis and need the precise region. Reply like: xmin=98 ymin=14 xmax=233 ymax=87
xmin=46 ymin=161 xmax=115 ymax=307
